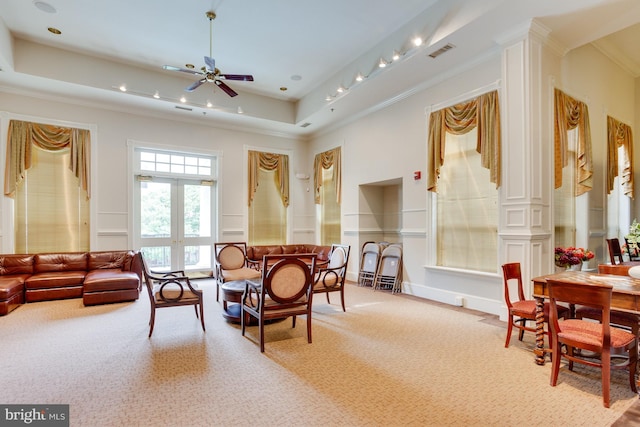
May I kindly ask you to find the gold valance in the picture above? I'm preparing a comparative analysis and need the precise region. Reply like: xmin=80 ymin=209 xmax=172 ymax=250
xmin=606 ymin=115 xmax=634 ymax=198
xmin=553 ymin=88 xmax=593 ymax=196
xmin=247 ymin=150 xmax=289 ymax=207
xmin=427 ymin=90 xmax=501 ymax=192
xmin=4 ymin=120 xmax=91 ymax=198
xmin=313 ymin=147 xmax=341 ymax=204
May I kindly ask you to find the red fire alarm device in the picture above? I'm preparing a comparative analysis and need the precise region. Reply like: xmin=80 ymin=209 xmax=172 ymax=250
xmin=414 ymin=171 xmax=421 ymax=180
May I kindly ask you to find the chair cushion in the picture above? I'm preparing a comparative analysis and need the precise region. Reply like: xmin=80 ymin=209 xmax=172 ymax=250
xmin=222 ymin=267 xmax=261 ymax=282
xmin=558 ymin=318 xmax=636 ymax=348
xmin=153 ymin=283 xmax=200 ymax=303
xmin=511 ymin=300 xmax=568 ymax=320
xmin=575 ymin=306 xmax=640 ymax=329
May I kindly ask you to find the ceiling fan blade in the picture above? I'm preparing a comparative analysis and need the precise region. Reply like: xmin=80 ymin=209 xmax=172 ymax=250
xmin=215 ymin=80 xmax=238 ymax=97
xmin=185 ymin=79 xmax=206 ymax=92
xmin=163 ymin=65 xmax=204 ymax=76
xmin=219 ymin=74 xmax=254 ymax=82
xmin=204 ymin=56 xmax=216 ymax=71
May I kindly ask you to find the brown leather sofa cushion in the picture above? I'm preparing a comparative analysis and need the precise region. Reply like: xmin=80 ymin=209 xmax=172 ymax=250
xmin=26 ymin=271 xmax=87 ymax=289
xmin=83 ymin=270 xmax=139 ymax=292
xmin=88 ymin=251 xmax=128 ymax=270
xmin=34 ymin=253 xmax=88 ymax=273
xmin=0 ymin=255 xmax=34 ymax=275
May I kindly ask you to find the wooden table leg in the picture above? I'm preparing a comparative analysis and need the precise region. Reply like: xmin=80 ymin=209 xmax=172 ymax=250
xmin=534 ymin=296 xmax=546 ymax=365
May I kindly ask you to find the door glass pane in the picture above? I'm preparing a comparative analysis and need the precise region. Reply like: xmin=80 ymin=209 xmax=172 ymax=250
xmin=184 ymin=245 xmax=212 ymax=270
xmin=184 ymin=184 xmax=211 ymax=237
xmin=142 ymin=246 xmax=171 ymax=272
xmin=140 ymin=181 xmax=171 ymax=238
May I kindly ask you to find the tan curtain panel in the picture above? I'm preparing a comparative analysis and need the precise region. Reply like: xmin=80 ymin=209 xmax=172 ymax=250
xmin=313 ymin=147 xmax=342 ymax=204
xmin=4 ymin=120 xmax=91 ymax=199
xmin=606 ymin=115 xmax=634 ymax=199
xmin=553 ymin=88 xmax=593 ymax=196
xmin=427 ymin=90 xmax=501 ymax=192
xmin=247 ymin=150 xmax=289 ymax=207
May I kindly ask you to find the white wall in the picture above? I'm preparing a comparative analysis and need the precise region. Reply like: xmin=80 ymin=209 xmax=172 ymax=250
xmin=0 ymin=93 xmax=310 ymax=251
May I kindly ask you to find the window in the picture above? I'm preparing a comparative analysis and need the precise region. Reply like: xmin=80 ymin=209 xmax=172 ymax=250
xmin=15 ymin=146 xmax=89 ymax=252
xmin=319 ymin=165 xmax=340 ymax=245
xmin=436 ymin=129 xmax=498 ymax=272
xmin=249 ymin=167 xmax=287 ymax=245
xmin=554 ymin=129 xmax=577 ymax=247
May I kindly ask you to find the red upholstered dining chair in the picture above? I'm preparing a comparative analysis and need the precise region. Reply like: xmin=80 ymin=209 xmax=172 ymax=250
xmin=574 ymin=264 xmax=640 ymax=341
xmin=502 ymin=262 xmax=569 ymax=348
xmin=547 ymin=278 xmax=638 ymax=408
xmin=241 ymin=254 xmax=317 ymax=353
xmin=606 ymin=238 xmax=624 ymax=265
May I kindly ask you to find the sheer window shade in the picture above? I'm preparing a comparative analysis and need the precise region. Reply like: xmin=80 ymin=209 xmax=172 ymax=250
xmin=14 ymin=146 xmax=90 ymax=253
xmin=436 ymin=130 xmax=497 ymax=272
xmin=320 ymin=165 xmax=341 ymax=245
xmin=248 ymin=167 xmax=287 ymax=245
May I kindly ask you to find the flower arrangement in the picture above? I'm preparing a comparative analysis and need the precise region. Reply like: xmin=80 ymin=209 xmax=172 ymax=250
xmin=554 ymin=246 xmax=593 ymax=268
xmin=625 ymin=219 xmax=640 ymax=258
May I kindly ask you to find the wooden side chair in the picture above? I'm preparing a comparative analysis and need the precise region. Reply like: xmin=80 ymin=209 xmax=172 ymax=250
xmin=141 ymin=253 xmax=205 ymax=338
xmin=502 ymin=262 xmax=569 ymax=348
xmin=214 ymin=242 xmax=261 ymax=302
xmin=241 ymin=254 xmax=317 ymax=353
xmin=313 ymin=244 xmax=351 ymax=311
xmin=547 ymin=278 xmax=638 ymax=408
xmin=575 ymin=264 xmax=640 ymax=342
xmin=606 ymin=238 xmax=624 ymax=265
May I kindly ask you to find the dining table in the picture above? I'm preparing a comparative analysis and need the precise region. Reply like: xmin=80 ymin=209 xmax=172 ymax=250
xmin=531 ymin=270 xmax=640 ymax=373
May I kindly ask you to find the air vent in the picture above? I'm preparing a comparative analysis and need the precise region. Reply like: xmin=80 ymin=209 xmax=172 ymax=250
xmin=175 ymin=105 xmax=193 ymax=111
xmin=300 ymin=122 xmax=311 ymax=128
xmin=428 ymin=43 xmax=455 ymax=59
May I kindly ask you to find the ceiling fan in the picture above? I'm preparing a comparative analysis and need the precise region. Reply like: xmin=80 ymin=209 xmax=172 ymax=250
xmin=162 ymin=11 xmax=253 ymax=97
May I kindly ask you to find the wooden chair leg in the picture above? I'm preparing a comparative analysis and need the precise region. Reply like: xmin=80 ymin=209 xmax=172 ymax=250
xmin=148 ymin=310 xmax=156 ymax=338
xmin=307 ymin=314 xmax=312 ymax=343
xmin=505 ymin=315 xmax=514 ymax=348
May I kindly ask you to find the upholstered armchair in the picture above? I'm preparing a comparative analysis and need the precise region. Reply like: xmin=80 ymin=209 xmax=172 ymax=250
xmin=214 ymin=242 xmax=261 ymax=302
xmin=313 ymin=244 xmax=350 ymax=311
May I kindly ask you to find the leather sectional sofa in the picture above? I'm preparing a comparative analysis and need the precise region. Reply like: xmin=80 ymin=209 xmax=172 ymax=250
xmin=0 ymin=250 xmax=142 ymax=316
xmin=245 ymin=244 xmax=332 ymax=268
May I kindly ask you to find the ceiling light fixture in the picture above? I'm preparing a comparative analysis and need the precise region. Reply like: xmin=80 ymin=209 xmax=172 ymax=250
xmin=47 ymin=27 xmax=61 ymax=35
xmin=355 ymin=73 xmax=364 ymax=82
xmin=337 ymin=86 xmax=345 ymax=93
xmin=392 ymin=50 xmax=401 ymax=61
xmin=180 ymin=96 xmax=186 ymax=103
xmin=237 ymin=106 xmax=244 ymax=114
xmin=325 ymin=95 xmax=332 ymax=101
xmin=34 ymin=1 xmax=56 ymax=13
xmin=119 ymin=85 xmax=127 ymax=92
xmin=378 ymin=58 xmax=387 ymax=68
xmin=206 ymin=101 xmax=213 ymax=108
xmin=153 ymin=92 xmax=160 ymax=99
xmin=413 ymin=36 xmax=423 ymax=47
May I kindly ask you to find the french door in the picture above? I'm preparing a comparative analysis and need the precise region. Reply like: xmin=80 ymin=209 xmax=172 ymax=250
xmin=136 ymin=177 xmax=214 ymax=277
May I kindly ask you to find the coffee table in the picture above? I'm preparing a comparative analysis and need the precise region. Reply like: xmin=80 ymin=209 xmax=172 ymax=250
xmin=220 ymin=280 xmax=247 ymax=323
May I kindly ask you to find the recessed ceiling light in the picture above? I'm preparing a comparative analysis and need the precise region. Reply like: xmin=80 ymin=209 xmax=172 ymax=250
xmin=34 ymin=1 xmax=56 ymax=13
xmin=47 ymin=27 xmax=61 ymax=35
xmin=185 ymin=64 xmax=195 ymax=69
xmin=280 ymin=87 xmax=288 ymax=91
